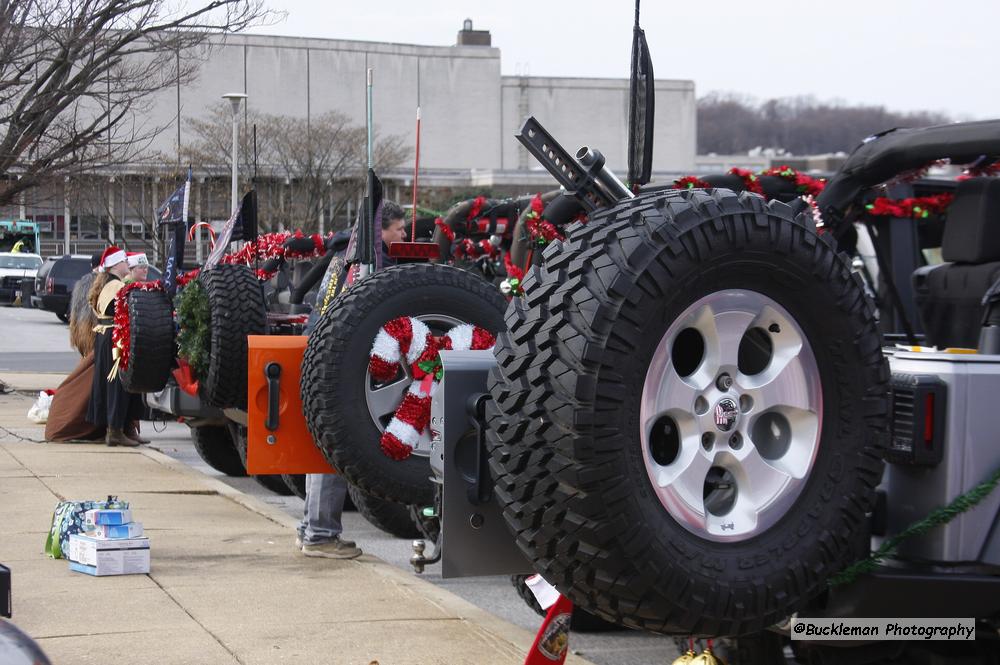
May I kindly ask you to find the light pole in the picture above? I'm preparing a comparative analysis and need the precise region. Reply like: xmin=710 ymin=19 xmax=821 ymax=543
xmin=222 ymin=92 xmax=247 ymax=216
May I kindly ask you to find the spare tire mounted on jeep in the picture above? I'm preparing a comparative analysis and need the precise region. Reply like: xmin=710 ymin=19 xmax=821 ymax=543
xmin=488 ymin=187 xmax=889 ymax=635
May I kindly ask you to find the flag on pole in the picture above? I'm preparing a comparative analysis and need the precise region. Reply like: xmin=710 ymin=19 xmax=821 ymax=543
xmin=627 ymin=0 xmax=655 ymax=187
xmin=157 ymin=176 xmax=191 ymax=299
xmin=156 ymin=180 xmax=191 ymax=228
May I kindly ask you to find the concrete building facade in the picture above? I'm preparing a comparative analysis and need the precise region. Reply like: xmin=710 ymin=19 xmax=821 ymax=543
xmin=1 ymin=24 xmax=697 ymax=257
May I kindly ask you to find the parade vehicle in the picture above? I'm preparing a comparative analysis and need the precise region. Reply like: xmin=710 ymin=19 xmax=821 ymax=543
xmin=416 ymin=116 xmax=1000 ymax=664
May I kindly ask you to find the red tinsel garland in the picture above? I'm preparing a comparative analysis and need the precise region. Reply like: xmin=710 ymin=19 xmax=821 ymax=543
xmin=673 ymin=175 xmax=712 ymax=190
xmin=176 ymin=269 xmax=200 ymax=287
xmin=434 ymin=217 xmax=455 ymax=242
xmin=729 ymin=167 xmax=764 ymax=195
xmin=111 ymin=280 xmax=165 ymax=373
xmin=218 ymin=230 xmax=327 ymax=280
xmin=865 ymin=193 xmax=954 ymax=219
xmin=467 ymin=196 xmax=486 ymax=221
xmin=761 ymin=165 xmax=826 ymax=197
xmin=522 ymin=193 xmax=566 ymax=246
xmin=501 ymin=252 xmax=526 ymax=298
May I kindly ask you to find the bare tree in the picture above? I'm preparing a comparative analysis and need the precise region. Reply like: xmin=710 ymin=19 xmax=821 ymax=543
xmin=698 ymin=92 xmax=951 ymax=155
xmin=0 ymin=0 xmax=275 ymax=208
xmin=185 ymin=104 xmax=410 ymax=232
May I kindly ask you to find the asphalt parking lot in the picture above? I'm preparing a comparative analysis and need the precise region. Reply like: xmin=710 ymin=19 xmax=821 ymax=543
xmin=0 ymin=304 xmax=678 ymax=665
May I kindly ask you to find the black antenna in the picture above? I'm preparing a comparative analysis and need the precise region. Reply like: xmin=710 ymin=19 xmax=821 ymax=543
xmin=252 ymin=124 xmax=258 ymax=184
xmin=634 ymin=0 xmax=640 ymax=26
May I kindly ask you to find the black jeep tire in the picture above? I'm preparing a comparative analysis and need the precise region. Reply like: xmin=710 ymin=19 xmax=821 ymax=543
xmin=511 ymin=575 xmax=623 ymax=633
xmin=346 ymin=483 xmax=421 ymax=539
xmin=199 ymin=265 xmax=266 ymax=409
xmin=488 ymin=188 xmax=889 ymax=635
xmin=301 ymin=263 xmax=507 ymax=505
xmin=228 ymin=423 xmax=295 ymax=495
xmin=120 ymin=289 xmax=175 ymax=394
xmin=189 ymin=425 xmax=247 ymax=477
xmin=282 ymin=474 xmax=307 ymax=499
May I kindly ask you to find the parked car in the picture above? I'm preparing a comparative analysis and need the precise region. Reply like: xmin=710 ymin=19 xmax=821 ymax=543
xmin=0 ymin=252 xmax=42 ymax=305
xmin=32 ymin=255 xmax=92 ymax=322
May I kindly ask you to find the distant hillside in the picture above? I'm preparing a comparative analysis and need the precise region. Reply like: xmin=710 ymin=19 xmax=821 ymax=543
xmin=697 ymin=93 xmax=950 ymax=155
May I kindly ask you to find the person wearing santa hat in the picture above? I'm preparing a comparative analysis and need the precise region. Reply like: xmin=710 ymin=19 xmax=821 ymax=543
xmin=85 ymin=246 xmax=146 ymax=447
xmin=126 ymin=251 xmax=149 ymax=283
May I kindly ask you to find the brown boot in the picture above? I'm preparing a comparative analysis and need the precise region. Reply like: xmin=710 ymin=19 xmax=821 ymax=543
xmin=126 ymin=423 xmax=150 ymax=445
xmin=106 ymin=428 xmax=140 ymax=447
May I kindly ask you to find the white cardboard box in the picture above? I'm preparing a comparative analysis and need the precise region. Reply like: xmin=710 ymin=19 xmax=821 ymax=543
xmin=85 ymin=522 xmax=144 ymax=539
xmin=68 ymin=534 xmax=150 ymax=576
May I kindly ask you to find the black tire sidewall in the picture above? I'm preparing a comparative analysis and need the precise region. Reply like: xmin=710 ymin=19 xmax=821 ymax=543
xmin=120 ymin=289 xmax=174 ymax=394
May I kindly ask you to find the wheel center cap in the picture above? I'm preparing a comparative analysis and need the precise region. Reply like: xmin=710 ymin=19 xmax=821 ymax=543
xmin=713 ymin=398 xmax=739 ymax=432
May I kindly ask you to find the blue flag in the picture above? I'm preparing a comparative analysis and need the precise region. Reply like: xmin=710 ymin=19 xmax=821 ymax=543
xmin=156 ymin=177 xmax=191 ymax=298
xmin=156 ymin=180 xmax=191 ymax=228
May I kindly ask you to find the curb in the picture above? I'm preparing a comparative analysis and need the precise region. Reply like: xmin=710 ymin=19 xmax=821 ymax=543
xmin=139 ymin=446 xmax=596 ymax=665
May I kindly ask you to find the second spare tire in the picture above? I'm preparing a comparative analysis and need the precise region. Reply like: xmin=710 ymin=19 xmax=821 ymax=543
xmin=199 ymin=264 xmax=266 ymax=409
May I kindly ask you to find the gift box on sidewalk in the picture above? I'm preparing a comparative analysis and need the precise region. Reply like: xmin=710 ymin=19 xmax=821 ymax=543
xmin=67 ymin=534 xmax=150 ymax=577
xmin=83 ymin=508 xmax=133 ymax=526
xmin=85 ymin=522 xmax=144 ymax=540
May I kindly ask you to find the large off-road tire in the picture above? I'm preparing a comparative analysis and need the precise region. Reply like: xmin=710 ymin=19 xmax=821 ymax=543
xmin=228 ymin=423 xmax=295 ymax=495
xmin=189 ymin=425 xmax=246 ymax=477
xmin=511 ymin=575 xmax=622 ymax=633
xmin=282 ymin=474 xmax=306 ymax=499
xmin=346 ymin=484 xmax=421 ymax=539
xmin=488 ymin=188 xmax=889 ymax=636
xmin=301 ymin=263 xmax=507 ymax=505
xmin=120 ymin=289 xmax=175 ymax=394
xmin=199 ymin=265 xmax=266 ymax=409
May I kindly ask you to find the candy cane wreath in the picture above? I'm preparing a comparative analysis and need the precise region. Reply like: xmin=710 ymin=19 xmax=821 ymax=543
xmin=369 ymin=316 xmax=496 ymax=460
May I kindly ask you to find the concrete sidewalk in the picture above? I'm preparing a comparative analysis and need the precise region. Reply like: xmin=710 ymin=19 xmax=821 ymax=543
xmin=0 ymin=391 xmax=593 ymax=665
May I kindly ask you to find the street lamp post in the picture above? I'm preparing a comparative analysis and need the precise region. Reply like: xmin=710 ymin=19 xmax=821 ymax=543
xmin=221 ymin=92 xmax=248 ymax=216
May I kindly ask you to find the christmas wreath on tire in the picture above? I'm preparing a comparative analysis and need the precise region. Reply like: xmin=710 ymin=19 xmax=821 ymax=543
xmin=346 ymin=483 xmax=421 ymax=539
xmin=117 ymin=285 xmax=175 ymax=394
xmin=301 ymin=263 xmax=508 ymax=505
xmin=488 ymin=188 xmax=889 ymax=635
xmin=198 ymin=264 xmax=266 ymax=409
xmin=507 ymin=191 xmax=583 ymax=274
xmin=189 ymin=424 xmax=246 ymax=477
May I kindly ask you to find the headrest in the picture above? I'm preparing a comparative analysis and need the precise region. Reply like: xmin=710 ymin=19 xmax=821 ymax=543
xmin=757 ymin=175 xmax=800 ymax=203
xmin=701 ymin=174 xmax=747 ymax=191
xmin=942 ymin=178 xmax=1000 ymax=264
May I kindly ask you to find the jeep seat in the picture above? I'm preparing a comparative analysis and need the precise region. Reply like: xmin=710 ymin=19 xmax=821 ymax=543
xmin=913 ymin=178 xmax=1000 ymax=348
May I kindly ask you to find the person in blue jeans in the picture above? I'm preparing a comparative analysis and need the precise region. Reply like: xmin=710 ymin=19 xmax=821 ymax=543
xmin=295 ymin=201 xmax=408 ymax=559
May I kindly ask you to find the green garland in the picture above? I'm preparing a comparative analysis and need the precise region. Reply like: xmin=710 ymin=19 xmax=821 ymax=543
xmin=829 ymin=464 xmax=1000 ymax=587
xmin=175 ymin=280 xmax=211 ymax=381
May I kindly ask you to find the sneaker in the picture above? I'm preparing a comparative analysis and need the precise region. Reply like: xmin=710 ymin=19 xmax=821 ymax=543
xmin=296 ymin=535 xmax=355 ymax=550
xmin=301 ymin=537 xmax=362 ymax=560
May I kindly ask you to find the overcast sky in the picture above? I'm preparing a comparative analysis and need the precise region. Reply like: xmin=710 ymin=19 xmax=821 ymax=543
xmin=244 ymin=0 xmax=998 ymax=120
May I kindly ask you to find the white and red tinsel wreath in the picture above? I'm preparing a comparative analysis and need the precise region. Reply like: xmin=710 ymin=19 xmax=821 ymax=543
xmin=110 ymin=280 xmax=165 ymax=378
xmin=368 ymin=316 xmax=496 ymax=460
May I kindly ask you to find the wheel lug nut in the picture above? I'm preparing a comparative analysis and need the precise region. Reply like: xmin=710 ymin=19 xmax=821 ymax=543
xmin=729 ymin=432 xmax=742 ymax=449
xmin=702 ymin=432 xmax=715 ymax=451
xmin=716 ymin=373 xmax=733 ymax=391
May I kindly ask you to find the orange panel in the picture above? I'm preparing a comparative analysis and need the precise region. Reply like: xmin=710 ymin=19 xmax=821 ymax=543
xmin=246 ymin=335 xmax=336 ymax=474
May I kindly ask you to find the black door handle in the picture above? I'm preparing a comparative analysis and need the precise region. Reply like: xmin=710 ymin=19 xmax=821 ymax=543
xmin=264 ymin=362 xmax=281 ymax=431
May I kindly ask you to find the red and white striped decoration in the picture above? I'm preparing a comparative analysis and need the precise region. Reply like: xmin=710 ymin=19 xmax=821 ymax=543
xmin=369 ymin=316 xmax=495 ymax=460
